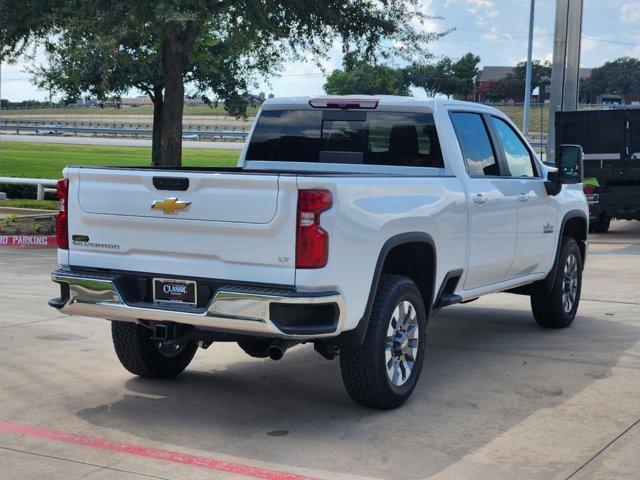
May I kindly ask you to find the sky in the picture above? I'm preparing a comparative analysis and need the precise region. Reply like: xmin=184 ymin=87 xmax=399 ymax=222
xmin=1 ymin=0 xmax=640 ymax=101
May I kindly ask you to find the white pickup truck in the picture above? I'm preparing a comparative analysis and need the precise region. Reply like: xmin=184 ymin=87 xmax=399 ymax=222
xmin=50 ymin=96 xmax=588 ymax=409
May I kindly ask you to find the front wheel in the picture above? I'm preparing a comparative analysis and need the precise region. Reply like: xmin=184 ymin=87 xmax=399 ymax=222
xmin=111 ymin=321 xmax=198 ymax=378
xmin=531 ymin=237 xmax=583 ymax=328
xmin=340 ymin=275 xmax=428 ymax=409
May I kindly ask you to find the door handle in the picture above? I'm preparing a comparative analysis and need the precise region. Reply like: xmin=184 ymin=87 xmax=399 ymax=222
xmin=518 ymin=194 xmax=529 ymax=202
xmin=472 ymin=194 xmax=487 ymax=205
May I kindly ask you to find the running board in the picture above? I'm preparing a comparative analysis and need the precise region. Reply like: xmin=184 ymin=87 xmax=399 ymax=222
xmin=432 ymin=269 xmax=463 ymax=312
xmin=437 ymin=293 xmax=463 ymax=308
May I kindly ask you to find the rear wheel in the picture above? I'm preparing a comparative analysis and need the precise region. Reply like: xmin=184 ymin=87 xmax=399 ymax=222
xmin=340 ymin=275 xmax=427 ymax=409
xmin=111 ymin=321 xmax=198 ymax=378
xmin=589 ymin=215 xmax=610 ymax=233
xmin=531 ymin=237 xmax=582 ymax=328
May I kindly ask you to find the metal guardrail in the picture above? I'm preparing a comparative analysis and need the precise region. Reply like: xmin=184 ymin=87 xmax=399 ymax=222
xmin=0 ymin=123 xmax=249 ymax=139
xmin=0 ymin=177 xmax=58 ymax=201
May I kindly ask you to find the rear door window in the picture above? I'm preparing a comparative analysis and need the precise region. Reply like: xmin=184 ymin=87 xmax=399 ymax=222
xmin=246 ymin=109 xmax=444 ymax=168
xmin=450 ymin=112 xmax=501 ymax=176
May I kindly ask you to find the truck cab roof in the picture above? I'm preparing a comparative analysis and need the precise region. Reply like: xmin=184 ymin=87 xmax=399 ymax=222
xmin=261 ymin=95 xmax=499 ymax=114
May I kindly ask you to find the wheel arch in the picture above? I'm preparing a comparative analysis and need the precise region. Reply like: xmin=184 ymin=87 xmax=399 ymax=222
xmin=545 ymin=210 xmax=588 ymax=290
xmin=329 ymin=232 xmax=437 ymax=348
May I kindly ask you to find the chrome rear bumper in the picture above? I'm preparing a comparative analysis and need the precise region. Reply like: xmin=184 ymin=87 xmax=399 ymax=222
xmin=50 ymin=269 xmax=344 ymax=339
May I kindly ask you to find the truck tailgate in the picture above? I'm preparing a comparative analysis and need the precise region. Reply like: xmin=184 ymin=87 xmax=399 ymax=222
xmin=65 ymin=168 xmax=297 ymax=285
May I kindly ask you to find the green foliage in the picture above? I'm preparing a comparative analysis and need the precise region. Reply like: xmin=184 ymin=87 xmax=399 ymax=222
xmin=1 ymin=0 xmax=444 ymax=167
xmin=406 ymin=53 xmax=480 ymax=99
xmin=324 ymin=62 xmax=410 ymax=96
xmin=2 ymin=214 xmax=18 ymax=225
xmin=451 ymin=53 xmax=481 ymax=99
xmin=581 ymin=57 xmax=640 ymax=101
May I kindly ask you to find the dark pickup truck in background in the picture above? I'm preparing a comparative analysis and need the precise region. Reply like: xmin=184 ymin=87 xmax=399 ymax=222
xmin=556 ymin=109 xmax=640 ymax=232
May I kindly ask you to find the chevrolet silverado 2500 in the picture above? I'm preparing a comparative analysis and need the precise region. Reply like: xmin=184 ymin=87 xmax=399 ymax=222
xmin=50 ymin=96 xmax=588 ymax=409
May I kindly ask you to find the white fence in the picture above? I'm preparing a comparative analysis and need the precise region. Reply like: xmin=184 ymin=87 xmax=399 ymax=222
xmin=0 ymin=177 xmax=58 ymax=200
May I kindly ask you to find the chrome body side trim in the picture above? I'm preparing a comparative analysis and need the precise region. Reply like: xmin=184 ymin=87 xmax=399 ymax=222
xmin=51 ymin=270 xmax=345 ymax=339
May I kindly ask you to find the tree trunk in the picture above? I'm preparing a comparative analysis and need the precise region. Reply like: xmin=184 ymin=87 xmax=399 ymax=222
xmin=157 ymin=20 xmax=202 ymax=167
xmin=151 ymin=85 xmax=163 ymax=166
xmin=159 ymin=38 xmax=185 ymax=167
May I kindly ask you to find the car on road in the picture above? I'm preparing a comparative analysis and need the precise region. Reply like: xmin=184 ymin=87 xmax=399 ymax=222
xmin=35 ymin=124 xmax=65 ymax=135
xmin=49 ymin=96 xmax=589 ymax=408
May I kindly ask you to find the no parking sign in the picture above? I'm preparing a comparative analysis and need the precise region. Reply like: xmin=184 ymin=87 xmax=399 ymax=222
xmin=0 ymin=235 xmax=57 ymax=248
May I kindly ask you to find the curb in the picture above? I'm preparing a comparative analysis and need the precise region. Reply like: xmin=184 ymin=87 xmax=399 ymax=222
xmin=0 ymin=235 xmax=57 ymax=248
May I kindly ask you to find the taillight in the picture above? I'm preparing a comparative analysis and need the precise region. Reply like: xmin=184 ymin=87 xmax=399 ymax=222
xmin=56 ymin=178 xmax=69 ymax=250
xmin=583 ymin=184 xmax=595 ymax=195
xmin=296 ymin=189 xmax=332 ymax=268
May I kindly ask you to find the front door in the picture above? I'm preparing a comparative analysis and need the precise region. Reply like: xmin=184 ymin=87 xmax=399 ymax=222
xmin=489 ymin=116 xmax=557 ymax=277
xmin=450 ymin=112 xmax=518 ymax=290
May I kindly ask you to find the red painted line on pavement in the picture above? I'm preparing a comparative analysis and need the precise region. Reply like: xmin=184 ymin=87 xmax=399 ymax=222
xmin=0 ymin=235 xmax=57 ymax=248
xmin=0 ymin=421 xmax=319 ymax=480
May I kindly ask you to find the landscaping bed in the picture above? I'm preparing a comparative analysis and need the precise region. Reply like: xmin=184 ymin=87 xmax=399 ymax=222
xmin=0 ymin=211 xmax=56 ymax=235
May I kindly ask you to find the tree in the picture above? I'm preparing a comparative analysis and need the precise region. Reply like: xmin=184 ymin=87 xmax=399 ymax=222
xmin=1 ymin=0 xmax=440 ymax=167
xmin=405 ymin=52 xmax=480 ymax=99
xmin=451 ymin=53 xmax=480 ymax=100
xmin=406 ymin=57 xmax=454 ymax=97
xmin=324 ymin=61 xmax=410 ymax=96
xmin=581 ymin=57 xmax=640 ymax=102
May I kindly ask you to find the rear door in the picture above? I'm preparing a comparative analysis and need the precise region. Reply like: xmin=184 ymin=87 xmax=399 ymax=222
xmin=67 ymin=168 xmax=298 ymax=285
xmin=450 ymin=112 xmax=518 ymax=290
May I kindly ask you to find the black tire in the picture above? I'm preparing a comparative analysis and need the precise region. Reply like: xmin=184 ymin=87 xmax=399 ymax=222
xmin=589 ymin=216 xmax=610 ymax=233
xmin=531 ymin=237 xmax=582 ymax=328
xmin=340 ymin=274 xmax=428 ymax=409
xmin=111 ymin=321 xmax=198 ymax=378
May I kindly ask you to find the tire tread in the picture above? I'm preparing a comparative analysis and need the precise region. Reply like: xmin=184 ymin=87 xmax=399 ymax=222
xmin=340 ymin=274 xmax=427 ymax=409
xmin=111 ymin=322 xmax=197 ymax=378
xmin=531 ymin=237 xmax=582 ymax=328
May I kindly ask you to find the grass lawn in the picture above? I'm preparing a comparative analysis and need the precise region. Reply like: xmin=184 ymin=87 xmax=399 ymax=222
xmin=493 ymin=104 xmax=549 ymax=134
xmin=0 ymin=141 xmax=240 ymax=179
xmin=0 ymin=199 xmax=59 ymax=210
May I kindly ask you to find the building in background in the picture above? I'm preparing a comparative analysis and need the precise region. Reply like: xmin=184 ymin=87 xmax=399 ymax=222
xmin=475 ymin=66 xmax=592 ymax=104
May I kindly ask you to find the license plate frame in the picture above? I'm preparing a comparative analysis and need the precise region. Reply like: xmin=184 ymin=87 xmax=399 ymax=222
xmin=152 ymin=278 xmax=197 ymax=306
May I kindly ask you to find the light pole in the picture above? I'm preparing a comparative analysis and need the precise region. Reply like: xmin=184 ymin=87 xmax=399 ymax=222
xmin=548 ymin=0 xmax=584 ymax=163
xmin=523 ymin=0 xmax=535 ymax=138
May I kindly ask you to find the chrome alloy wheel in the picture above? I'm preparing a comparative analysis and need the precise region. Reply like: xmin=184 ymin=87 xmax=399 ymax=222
xmin=562 ymin=253 xmax=579 ymax=313
xmin=385 ymin=300 xmax=419 ymax=387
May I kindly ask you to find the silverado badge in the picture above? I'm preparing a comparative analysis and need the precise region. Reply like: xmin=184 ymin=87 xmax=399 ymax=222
xmin=151 ymin=197 xmax=191 ymax=214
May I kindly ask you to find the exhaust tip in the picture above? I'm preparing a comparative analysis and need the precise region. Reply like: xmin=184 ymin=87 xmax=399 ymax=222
xmin=268 ymin=345 xmax=285 ymax=361
xmin=267 ymin=339 xmax=297 ymax=361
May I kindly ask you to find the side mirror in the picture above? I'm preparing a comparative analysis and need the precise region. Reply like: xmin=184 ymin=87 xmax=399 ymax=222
xmin=545 ymin=144 xmax=584 ymax=195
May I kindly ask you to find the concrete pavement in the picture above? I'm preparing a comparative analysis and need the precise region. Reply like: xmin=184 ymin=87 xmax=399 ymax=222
xmin=1 ymin=221 xmax=639 ymax=479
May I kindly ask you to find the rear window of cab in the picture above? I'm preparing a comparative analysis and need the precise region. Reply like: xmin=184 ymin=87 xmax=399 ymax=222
xmin=246 ymin=109 xmax=444 ymax=168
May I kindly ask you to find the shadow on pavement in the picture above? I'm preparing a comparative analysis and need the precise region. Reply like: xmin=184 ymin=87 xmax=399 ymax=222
xmin=76 ymin=303 xmax=640 ymax=479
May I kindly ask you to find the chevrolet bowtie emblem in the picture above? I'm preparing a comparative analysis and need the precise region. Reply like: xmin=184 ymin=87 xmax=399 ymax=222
xmin=151 ymin=197 xmax=191 ymax=214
